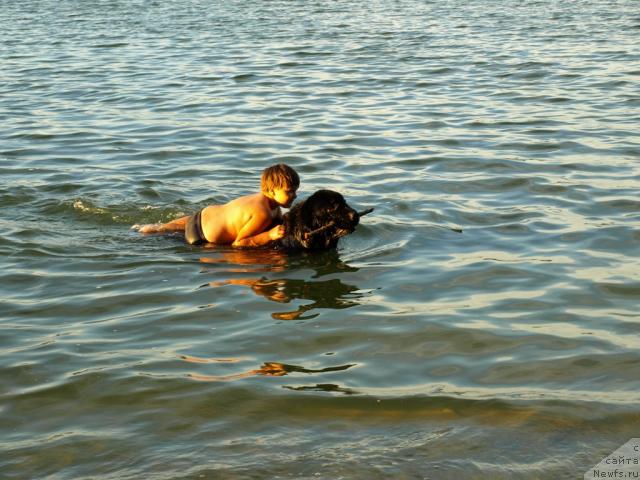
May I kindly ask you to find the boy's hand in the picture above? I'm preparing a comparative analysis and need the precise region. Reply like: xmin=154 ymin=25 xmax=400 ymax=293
xmin=268 ymin=225 xmax=285 ymax=241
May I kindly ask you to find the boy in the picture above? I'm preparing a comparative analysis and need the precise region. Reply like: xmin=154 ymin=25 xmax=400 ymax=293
xmin=137 ymin=163 xmax=299 ymax=247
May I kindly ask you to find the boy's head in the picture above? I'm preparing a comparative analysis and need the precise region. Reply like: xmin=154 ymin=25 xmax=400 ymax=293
xmin=261 ymin=163 xmax=299 ymax=192
xmin=261 ymin=163 xmax=299 ymax=207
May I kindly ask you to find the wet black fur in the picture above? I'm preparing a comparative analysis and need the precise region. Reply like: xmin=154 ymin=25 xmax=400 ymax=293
xmin=273 ymin=189 xmax=361 ymax=251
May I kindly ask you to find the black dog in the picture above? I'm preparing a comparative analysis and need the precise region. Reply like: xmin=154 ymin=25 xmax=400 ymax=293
xmin=273 ymin=189 xmax=372 ymax=251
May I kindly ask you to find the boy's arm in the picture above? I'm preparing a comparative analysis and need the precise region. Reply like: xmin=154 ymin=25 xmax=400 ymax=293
xmin=232 ymin=215 xmax=284 ymax=248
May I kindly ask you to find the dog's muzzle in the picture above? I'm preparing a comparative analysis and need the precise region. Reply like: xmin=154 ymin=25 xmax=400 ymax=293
xmin=335 ymin=208 xmax=360 ymax=231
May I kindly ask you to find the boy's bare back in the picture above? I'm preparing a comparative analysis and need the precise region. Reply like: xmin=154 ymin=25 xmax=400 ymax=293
xmin=201 ymin=192 xmax=284 ymax=246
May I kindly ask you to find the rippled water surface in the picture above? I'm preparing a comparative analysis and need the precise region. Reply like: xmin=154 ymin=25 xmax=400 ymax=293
xmin=2 ymin=1 xmax=640 ymax=478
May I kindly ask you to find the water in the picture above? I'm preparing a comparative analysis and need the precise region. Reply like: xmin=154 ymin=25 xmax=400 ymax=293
xmin=2 ymin=0 xmax=639 ymax=478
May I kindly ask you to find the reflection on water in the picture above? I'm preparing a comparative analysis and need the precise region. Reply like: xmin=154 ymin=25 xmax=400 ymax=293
xmin=200 ymin=248 xmax=366 ymax=320
xmin=198 ymin=248 xmax=290 ymax=274
xmin=183 ymin=356 xmax=356 ymax=383
xmin=284 ymin=383 xmax=358 ymax=395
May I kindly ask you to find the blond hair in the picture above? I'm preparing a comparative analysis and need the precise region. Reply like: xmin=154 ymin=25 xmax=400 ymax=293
xmin=261 ymin=163 xmax=300 ymax=192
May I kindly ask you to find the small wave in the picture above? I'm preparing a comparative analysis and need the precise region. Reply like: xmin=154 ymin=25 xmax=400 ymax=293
xmin=61 ymin=199 xmax=189 ymax=226
xmin=73 ymin=200 xmax=106 ymax=215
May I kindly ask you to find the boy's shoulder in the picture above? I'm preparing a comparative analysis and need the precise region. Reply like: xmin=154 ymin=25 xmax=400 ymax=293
xmin=231 ymin=192 xmax=269 ymax=208
xmin=223 ymin=192 xmax=275 ymax=218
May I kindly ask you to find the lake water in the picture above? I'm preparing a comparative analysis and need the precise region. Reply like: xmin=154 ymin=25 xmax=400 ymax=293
xmin=2 ymin=0 xmax=639 ymax=478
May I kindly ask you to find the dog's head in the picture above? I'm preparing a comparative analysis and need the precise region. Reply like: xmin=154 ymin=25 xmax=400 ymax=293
xmin=283 ymin=189 xmax=362 ymax=250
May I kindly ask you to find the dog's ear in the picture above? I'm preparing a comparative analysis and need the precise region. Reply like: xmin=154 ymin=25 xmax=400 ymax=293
xmin=298 ymin=197 xmax=317 ymax=228
xmin=285 ymin=199 xmax=312 ymax=248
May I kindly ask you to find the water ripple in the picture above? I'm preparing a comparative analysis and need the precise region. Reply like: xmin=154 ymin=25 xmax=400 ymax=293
xmin=2 ymin=0 xmax=640 ymax=478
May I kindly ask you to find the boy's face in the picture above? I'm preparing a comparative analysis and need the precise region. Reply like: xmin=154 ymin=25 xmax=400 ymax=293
xmin=270 ymin=186 xmax=297 ymax=208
